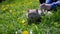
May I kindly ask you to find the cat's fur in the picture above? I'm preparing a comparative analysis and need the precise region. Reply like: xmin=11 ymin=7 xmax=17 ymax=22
xmin=27 ymin=9 xmax=44 ymax=24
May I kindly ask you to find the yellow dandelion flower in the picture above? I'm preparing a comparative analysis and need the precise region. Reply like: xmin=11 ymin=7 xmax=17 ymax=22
xmin=22 ymin=20 xmax=26 ymax=24
xmin=2 ymin=8 xmax=6 ymax=11
xmin=9 ymin=10 xmax=13 ymax=13
xmin=9 ymin=4 xmax=14 ymax=6
xmin=21 ymin=20 xmax=26 ymax=25
xmin=2 ymin=5 xmax=8 ymax=11
xmin=29 ymin=2 xmax=32 ymax=4
xmin=22 ymin=30 xmax=28 ymax=34
xmin=6 ymin=4 xmax=15 ymax=7
xmin=2 ymin=7 xmax=7 ymax=11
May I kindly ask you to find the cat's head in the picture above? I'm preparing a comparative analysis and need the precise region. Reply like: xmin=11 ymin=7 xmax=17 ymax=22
xmin=27 ymin=9 xmax=41 ymax=22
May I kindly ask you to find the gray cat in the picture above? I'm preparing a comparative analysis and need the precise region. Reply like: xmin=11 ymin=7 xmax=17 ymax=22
xmin=26 ymin=9 xmax=44 ymax=24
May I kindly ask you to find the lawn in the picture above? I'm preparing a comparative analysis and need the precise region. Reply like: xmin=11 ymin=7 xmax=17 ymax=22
xmin=0 ymin=0 xmax=60 ymax=34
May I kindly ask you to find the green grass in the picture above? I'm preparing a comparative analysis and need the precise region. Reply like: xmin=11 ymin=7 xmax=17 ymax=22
xmin=0 ymin=0 xmax=60 ymax=34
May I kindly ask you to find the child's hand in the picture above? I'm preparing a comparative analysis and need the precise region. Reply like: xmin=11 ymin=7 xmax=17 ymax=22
xmin=40 ymin=3 xmax=46 ymax=9
xmin=40 ymin=3 xmax=51 ymax=10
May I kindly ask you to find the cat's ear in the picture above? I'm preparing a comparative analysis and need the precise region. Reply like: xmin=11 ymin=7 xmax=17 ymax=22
xmin=36 ymin=9 xmax=38 ymax=13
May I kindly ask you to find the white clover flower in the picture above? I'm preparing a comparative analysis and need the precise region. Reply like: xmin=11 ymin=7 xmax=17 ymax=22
xmin=30 ymin=30 xmax=33 ymax=34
